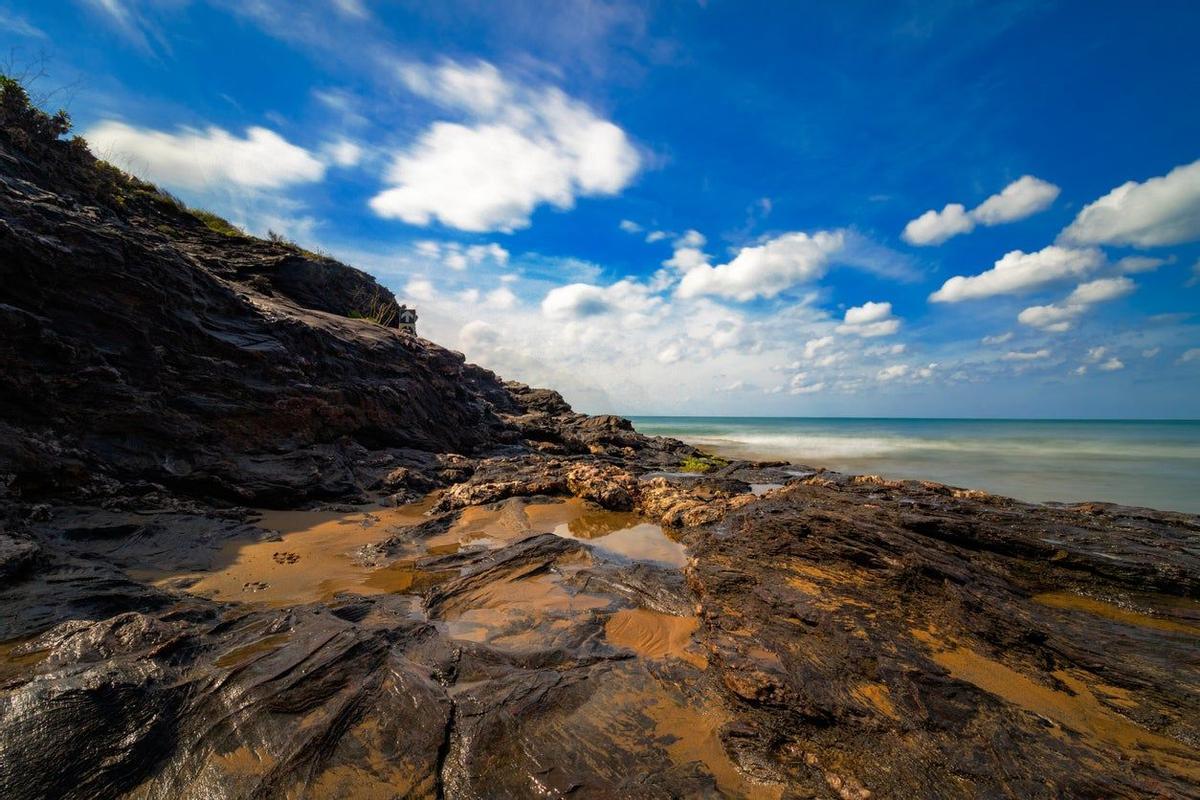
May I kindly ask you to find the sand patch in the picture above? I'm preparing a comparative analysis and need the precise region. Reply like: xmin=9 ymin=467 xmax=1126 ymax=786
xmin=605 ymin=608 xmax=706 ymax=669
xmin=1033 ymin=591 xmax=1200 ymax=636
xmin=144 ymin=497 xmax=438 ymax=607
xmin=912 ymin=628 xmax=1200 ymax=780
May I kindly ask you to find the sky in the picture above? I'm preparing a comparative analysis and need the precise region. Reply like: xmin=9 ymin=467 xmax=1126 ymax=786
xmin=3 ymin=0 xmax=1199 ymax=418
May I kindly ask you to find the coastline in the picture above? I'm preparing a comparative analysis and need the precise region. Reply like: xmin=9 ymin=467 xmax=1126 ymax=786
xmin=630 ymin=416 xmax=1200 ymax=514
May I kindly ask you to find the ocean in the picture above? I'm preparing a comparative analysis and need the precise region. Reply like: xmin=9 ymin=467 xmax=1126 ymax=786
xmin=627 ymin=417 xmax=1200 ymax=514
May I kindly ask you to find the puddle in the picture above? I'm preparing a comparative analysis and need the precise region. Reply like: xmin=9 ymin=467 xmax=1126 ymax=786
xmin=605 ymin=608 xmax=707 ymax=669
xmin=912 ymin=627 xmax=1200 ymax=780
xmin=214 ymin=633 xmax=291 ymax=668
xmin=430 ymin=497 xmax=689 ymax=569
xmin=140 ymin=497 xmax=438 ymax=607
xmin=1033 ymin=591 xmax=1200 ymax=636
xmin=0 ymin=636 xmax=50 ymax=682
xmin=441 ymin=572 xmax=611 ymax=646
xmin=642 ymin=687 xmax=783 ymax=800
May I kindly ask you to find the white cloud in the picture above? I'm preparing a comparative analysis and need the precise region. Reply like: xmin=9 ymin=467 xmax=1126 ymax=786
xmin=85 ymin=121 xmax=325 ymax=191
xmin=657 ymin=343 xmax=683 ymax=364
xmin=645 ymin=230 xmax=670 ymax=243
xmin=0 ymin=10 xmax=45 ymax=37
xmin=903 ymin=175 xmax=1059 ymax=245
xmin=1065 ymin=276 xmax=1135 ymax=305
xmin=801 ymin=336 xmax=835 ymax=359
xmin=81 ymin=0 xmax=155 ymax=50
xmin=789 ymin=380 xmax=826 ymax=395
xmin=1143 ymin=347 xmax=1161 ymax=358
xmin=619 ymin=219 xmax=642 ymax=234
xmin=1187 ymin=260 xmax=1200 ymax=288
xmin=484 ymin=286 xmax=517 ymax=309
xmin=930 ymin=245 xmax=1103 ymax=302
xmin=1115 ymin=255 xmax=1167 ymax=274
xmin=1018 ymin=277 xmax=1135 ymax=332
xmin=459 ymin=319 xmax=500 ymax=349
xmin=1179 ymin=348 xmax=1200 ymax=365
xmin=404 ymin=278 xmax=436 ymax=302
xmin=1098 ymin=357 xmax=1124 ymax=372
xmin=902 ymin=203 xmax=973 ymax=246
xmin=1017 ymin=304 xmax=1078 ymax=333
xmin=877 ymin=364 xmax=909 ymax=381
xmin=836 ymin=301 xmax=901 ymax=337
xmin=324 ymin=138 xmax=364 ymax=167
xmin=1061 ymin=158 xmax=1200 ymax=247
xmin=371 ymin=60 xmax=640 ymax=232
xmin=675 ymin=230 xmax=845 ymax=301
xmin=981 ymin=332 xmax=1013 ymax=345
xmin=1002 ymin=349 xmax=1051 ymax=361
xmin=331 ymin=0 xmax=369 ymax=18
xmin=541 ymin=279 xmax=660 ymax=321
xmin=416 ymin=241 xmax=509 ymax=271
xmin=970 ymin=175 xmax=1061 ymax=225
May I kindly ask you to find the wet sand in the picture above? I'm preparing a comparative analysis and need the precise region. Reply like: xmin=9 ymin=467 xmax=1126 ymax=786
xmin=605 ymin=608 xmax=707 ymax=669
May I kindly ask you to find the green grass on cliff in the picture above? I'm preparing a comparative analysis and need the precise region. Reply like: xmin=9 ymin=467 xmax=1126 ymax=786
xmin=192 ymin=208 xmax=245 ymax=237
xmin=680 ymin=454 xmax=729 ymax=473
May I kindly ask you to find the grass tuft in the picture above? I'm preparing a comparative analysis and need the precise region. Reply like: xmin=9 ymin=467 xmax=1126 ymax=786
xmin=679 ymin=454 xmax=729 ymax=473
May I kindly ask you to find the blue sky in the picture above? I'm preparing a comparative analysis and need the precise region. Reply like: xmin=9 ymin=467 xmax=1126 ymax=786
xmin=4 ymin=0 xmax=1199 ymax=417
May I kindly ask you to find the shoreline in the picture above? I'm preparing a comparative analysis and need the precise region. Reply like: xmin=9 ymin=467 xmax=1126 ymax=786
xmin=633 ymin=419 xmax=1200 ymax=514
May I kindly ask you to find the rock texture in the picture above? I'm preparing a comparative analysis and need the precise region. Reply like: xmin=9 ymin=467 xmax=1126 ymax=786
xmin=2 ymin=80 xmax=1199 ymax=799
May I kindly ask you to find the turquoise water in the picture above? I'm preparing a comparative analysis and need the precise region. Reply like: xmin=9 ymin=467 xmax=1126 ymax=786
xmin=628 ymin=417 xmax=1200 ymax=514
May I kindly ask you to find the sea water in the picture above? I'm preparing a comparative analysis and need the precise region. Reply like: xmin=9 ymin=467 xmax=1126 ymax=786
xmin=628 ymin=417 xmax=1200 ymax=514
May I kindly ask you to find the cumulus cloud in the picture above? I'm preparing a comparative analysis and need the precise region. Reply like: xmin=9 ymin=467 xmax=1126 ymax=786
xmin=903 ymin=175 xmax=1060 ymax=245
xmin=902 ymin=203 xmax=973 ymax=246
xmin=1179 ymin=348 xmax=1200 ymax=365
xmin=541 ymin=279 xmax=660 ymax=321
xmin=1018 ymin=277 xmax=1135 ymax=332
xmin=1066 ymin=276 xmax=1135 ymax=305
xmin=618 ymin=219 xmax=642 ymax=234
xmin=836 ymin=301 xmax=901 ymax=337
xmin=1060 ymin=158 xmax=1200 ymax=247
xmin=370 ymin=60 xmax=640 ymax=232
xmin=675 ymin=230 xmax=845 ymax=301
xmin=1098 ymin=357 xmax=1124 ymax=372
xmin=1017 ymin=304 xmax=1079 ymax=333
xmin=84 ymin=121 xmax=326 ymax=191
xmin=971 ymin=176 xmax=1062 ymax=225
xmin=930 ymin=245 xmax=1104 ymax=302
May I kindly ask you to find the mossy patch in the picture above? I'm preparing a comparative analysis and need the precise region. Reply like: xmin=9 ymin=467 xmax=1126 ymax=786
xmin=680 ymin=454 xmax=729 ymax=474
